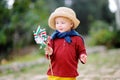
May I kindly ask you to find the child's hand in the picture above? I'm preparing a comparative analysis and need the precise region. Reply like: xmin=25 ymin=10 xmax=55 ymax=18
xmin=44 ymin=46 xmax=53 ymax=55
xmin=80 ymin=54 xmax=87 ymax=64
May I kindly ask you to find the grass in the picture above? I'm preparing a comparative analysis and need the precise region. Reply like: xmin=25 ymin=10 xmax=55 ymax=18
xmin=87 ymin=52 xmax=120 ymax=68
xmin=77 ymin=53 xmax=120 ymax=71
xmin=77 ymin=50 xmax=120 ymax=80
xmin=0 ymin=48 xmax=120 ymax=80
xmin=0 ymin=49 xmax=47 ymax=76
xmin=18 ymin=49 xmax=44 ymax=60
xmin=1 ymin=49 xmax=45 ymax=65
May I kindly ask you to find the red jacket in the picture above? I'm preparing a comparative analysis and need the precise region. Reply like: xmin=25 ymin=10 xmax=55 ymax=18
xmin=47 ymin=36 xmax=87 ymax=77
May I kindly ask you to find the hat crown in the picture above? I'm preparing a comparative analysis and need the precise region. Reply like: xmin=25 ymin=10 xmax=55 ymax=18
xmin=54 ymin=7 xmax=76 ymax=18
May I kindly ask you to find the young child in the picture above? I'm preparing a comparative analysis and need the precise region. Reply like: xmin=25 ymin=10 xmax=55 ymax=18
xmin=45 ymin=7 xmax=87 ymax=80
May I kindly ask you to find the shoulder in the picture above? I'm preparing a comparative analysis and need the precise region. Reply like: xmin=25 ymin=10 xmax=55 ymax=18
xmin=72 ymin=36 xmax=84 ymax=43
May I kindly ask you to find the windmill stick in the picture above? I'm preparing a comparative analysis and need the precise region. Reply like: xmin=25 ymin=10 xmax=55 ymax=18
xmin=46 ymin=43 xmax=53 ymax=76
xmin=48 ymin=54 xmax=53 ymax=76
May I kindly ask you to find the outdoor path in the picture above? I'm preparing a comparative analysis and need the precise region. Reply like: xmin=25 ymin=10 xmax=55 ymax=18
xmin=0 ymin=46 xmax=120 ymax=80
xmin=0 ymin=63 xmax=119 ymax=80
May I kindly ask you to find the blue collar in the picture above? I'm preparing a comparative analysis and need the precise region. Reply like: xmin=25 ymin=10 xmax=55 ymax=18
xmin=51 ymin=30 xmax=83 ymax=43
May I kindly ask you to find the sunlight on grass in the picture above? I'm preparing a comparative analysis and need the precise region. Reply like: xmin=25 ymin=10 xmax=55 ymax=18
xmin=86 ymin=52 xmax=120 ymax=68
xmin=12 ymin=53 xmax=41 ymax=62
xmin=1 ymin=49 xmax=45 ymax=65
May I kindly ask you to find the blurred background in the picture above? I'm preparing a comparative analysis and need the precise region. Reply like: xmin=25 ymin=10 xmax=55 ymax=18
xmin=0 ymin=0 xmax=120 ymax=80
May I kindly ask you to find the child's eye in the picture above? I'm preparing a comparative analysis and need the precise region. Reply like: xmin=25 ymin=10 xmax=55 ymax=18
xmin=62 ymin=22 xmax=65 ymax=24
xmin=56 ymin=22 xmax=59 ymax=24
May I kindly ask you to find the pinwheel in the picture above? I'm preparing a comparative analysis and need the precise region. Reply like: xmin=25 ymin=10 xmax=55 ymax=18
xmin=33 ymin=25 xmax=49 ymax=49
xmin=33 ymin=25 xmax=53 ymax=75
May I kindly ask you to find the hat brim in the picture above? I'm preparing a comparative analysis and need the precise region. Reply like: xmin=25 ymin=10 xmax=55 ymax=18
xmin=48 ymin=12 xmax=80 ymax=30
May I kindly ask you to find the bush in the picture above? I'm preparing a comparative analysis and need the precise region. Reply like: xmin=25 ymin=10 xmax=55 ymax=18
xmin=112 ymin=30 xmax=120 ymax=48
xmin=88 ymin=20 xmax=120 ymax=48
xmin=90 ymin=29 xmax=114 ymax=48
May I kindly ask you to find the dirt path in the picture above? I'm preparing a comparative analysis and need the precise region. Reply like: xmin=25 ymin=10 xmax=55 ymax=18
xmin=0 ymin=48 xmax=120 ymax=80
xmin=0 ymin=63 xmax=119 ymax=80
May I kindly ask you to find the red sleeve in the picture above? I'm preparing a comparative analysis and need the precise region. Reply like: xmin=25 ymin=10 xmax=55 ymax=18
xmin=76 ymin=37 xmax=87 ymax=63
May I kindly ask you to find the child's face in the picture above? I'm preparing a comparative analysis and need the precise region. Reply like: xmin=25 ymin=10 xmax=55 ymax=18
xmin=55 ymin=17 xmax=73 ymax=33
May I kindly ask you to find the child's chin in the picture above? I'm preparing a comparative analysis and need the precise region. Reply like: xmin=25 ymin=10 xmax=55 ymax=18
xmin=58 ymin=30 xmax=65 ymax=33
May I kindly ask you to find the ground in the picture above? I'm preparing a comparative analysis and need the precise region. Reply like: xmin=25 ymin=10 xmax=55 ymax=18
xmin=0 ymin=47 xmax=120 ymax=80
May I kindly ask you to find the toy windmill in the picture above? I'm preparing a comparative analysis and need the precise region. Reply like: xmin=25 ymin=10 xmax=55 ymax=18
xmin=33 ymin=25 xmax=53 ymax=75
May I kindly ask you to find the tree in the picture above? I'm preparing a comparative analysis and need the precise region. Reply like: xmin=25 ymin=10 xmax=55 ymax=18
xmin=0 ymin=0 xmax=12 ymax=61
xmin=0 ymin=0 xmax=50 ymax=61
xmin=71 ymin=0 xmax=114 ymax=35
xmin=115 ymin=0 xmax=120 ymax=30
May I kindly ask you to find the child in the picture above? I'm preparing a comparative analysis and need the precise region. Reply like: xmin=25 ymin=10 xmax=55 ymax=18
xmin=45 ymin=7 xmax=87 ymax=80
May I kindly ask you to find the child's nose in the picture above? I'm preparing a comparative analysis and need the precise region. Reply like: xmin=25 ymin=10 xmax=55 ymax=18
xmin=58 ymin=24 xmax=62 ymax=27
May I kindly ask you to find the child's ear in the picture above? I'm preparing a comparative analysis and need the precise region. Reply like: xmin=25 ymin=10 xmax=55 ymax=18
xmin=70 ymin=23 xmax=74 ymax=28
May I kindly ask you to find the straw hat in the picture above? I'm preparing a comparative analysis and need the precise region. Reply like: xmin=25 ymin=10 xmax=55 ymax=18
xmin=48 ymin=7 xmax=80 ymax=30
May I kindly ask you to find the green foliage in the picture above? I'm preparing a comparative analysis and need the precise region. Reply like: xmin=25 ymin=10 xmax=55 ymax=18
xmin=91 ymin=29 xmax=114 ymax=46
xmin=89 ymin=20 xmax=110 ymax=33
xmin=112 ymin=30 xmax=120 ymax=48
xmin=88 ymin=20 xmax=117 ymax=48
xmin=0 ymin=30 xmax=7 ymax=44
xmin=72 ymin=0 xmax=114 ymax=34
xmin=9 ymin=0 xmax=51 ymax=49
xmin=0 ymin=0 xmax=51 ymax=60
